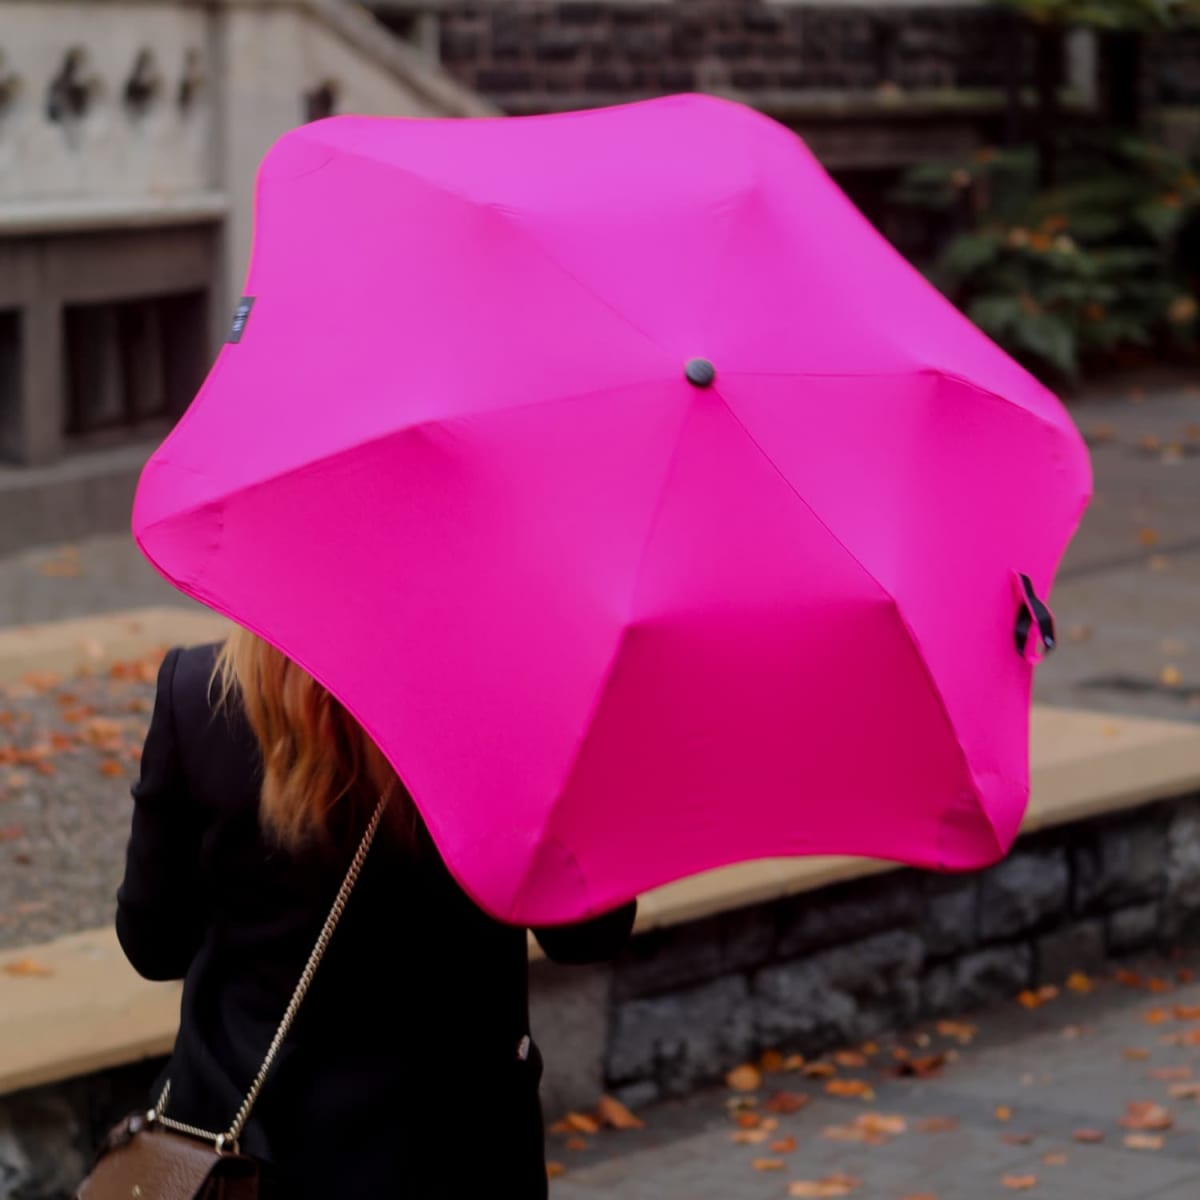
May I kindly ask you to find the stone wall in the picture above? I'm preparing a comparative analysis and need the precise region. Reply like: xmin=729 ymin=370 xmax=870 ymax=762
xmin=5 ymin=793 xmax=1200 ymax=1197
xmin=605 ymin=794 xmax=1200 ymax=1106
xmin=412 ymin=2 xmax=1032 ymax=108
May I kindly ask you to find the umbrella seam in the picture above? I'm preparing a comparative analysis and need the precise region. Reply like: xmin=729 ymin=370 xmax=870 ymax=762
xmin=709 ymin=382 xmax=999 ymax=864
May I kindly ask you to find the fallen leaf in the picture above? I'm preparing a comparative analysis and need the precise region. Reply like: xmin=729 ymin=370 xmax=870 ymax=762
xmin=595 ymin=1095 xmax=644 ymax=1130
xmin=737 ymin=1112 xmax=762 ymax=1129
xmin=727 ymin=1064 xmax=763 ymax=1093
xmin=1144 ymin=1009 xmax=1173 ymax=1026
xmin=1173 ymin=1005 xmax=1200 ymax=1021
xmin=1179 ymin=969 xmax=1197 ymax=984
xmin=19 ymin=671 xmax=62 ymax=693
xmin=1017 ymin=985 xmax=1059 ymax=1009
xmin=764 ymin=1092 xmax=809 ymax=1115
xmin=1067 ymin=624 xmax=1093 ymax=644
xmin=1139 ymin=527 xmax=1160 ymax=547
xmin=1123 ymin=1047 xmax=1152 ymax=1060
xmin=761 ymin=1118 xmax=779 ymax=1133
xmin=916 ymin=1117 xmax=960 ymax=1134
xmin=1124 ymin=1134 xmax=1164 ymax=1151
xmin=752 ymin=1159 xmax=786 ymax=1171
xmin=803 ymin=1062 xmax=836 ymax=1079
xmin=1073 ymin=1129 xmax=1105 ymax=1143
xmin=783 ymin=1054 xmax=807 ymax=1071
xmin=860 ymin=1042 xmax=880 ymax=1056
xmin=1088 ymin=424 xmax=1117 ymax=442
xmin=892 ymin=1053 xmax=949 ymax=1079
xmin=995 ymin=1106 xmax=1013 ymax=1122
xmin=1042 ymin=1152 xmax=1067 ymax=1166
xmin=858 ymin=1113 xmax=907 ymax=1136
xmin=770 ymin=1136 xmax=798 ymax=1153
xmin=1161 ymin=665 xmax=1184 ymax=688
xmin=0 ymin=826 xmax=23 ymax=843
xmin=825 ymin=1079 xmax=875 ymax=1101
xmin=1002 ymin=1133 xmax=1034 ymax=1146
xmin=936 ymin=1020 xmax=977 ymax=1043
xmin=788 ymin=1174 xmax=861 ymax=1197
xmin=1139 ymin=433 xmax=1163 ymax=452
xmin=732 ymin=1130 xmax=770 ymax=1145
xmin=1148 ymin=1067 xmax=1193 ymax=1082
xmin=1168 ymin=1082 xmax=1200 ymax=1100
xmin=3 ymin=958 xmax=53 ymax=978
xmin=565 ymin=1137 xmax=588 ymax=1152
xmin=1120 ymin=1101 xmax=1173 ymax=1131
xmin=546 ymin=1162 xmax=565 ymax=1179
xmin=1066 ymin=972 xmax=1094 ymax=994
xmin=834 ymin=1050 xmax=868 ymax=1069
xmin=548 ymin=1119 xmax=573 ymax=1134
xmin=761 ymin=1049 xmax=785 ymax=1073
xmin=99 ymin=760 xmax=124 ymax=778
xmin=1001 ymin=1175 xmax=1038 ymax=1191
xmin=821 ymin=1123 xmax=887 ymax=1146
xmin=562 ymin=1112 xmax=600 ymax=1135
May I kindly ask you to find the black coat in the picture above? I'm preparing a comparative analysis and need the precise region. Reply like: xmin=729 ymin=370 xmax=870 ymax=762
xmin=116 ymin=644 xmax=636 ymax=1199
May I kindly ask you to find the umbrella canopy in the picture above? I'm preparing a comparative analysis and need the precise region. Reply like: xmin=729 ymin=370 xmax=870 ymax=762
xmin=133 ymin=94 xmax=1091 ymax=925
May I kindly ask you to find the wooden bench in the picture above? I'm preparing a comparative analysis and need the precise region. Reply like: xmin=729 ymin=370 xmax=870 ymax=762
xmin=3 ymin=613 xmax=1200 ymax=1097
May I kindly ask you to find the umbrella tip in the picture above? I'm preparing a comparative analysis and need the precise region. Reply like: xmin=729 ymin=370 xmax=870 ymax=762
xmin=684 ymin=358 xmax=716 ymax=388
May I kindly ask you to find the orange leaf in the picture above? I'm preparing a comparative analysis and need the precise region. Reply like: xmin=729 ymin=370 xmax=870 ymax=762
xmin=548 ymin=1119 xmax=573 ymax=1135
xmin=732 ymin=1130 xmax=769 ymax=1145
xmin=764 ymin=1092 xmax=810 ymax=1115
xmin=825 ymin=1079 xmax=874 ymax=1101
xmin=595 ymin=1095 xmax=644 ymax=1130
xmin=1120 ymin=1102 xmax=1172 ymax=1131
xmin=1017 ymin=985 xmax=1059 ymax=1009
xmin=1173 ymin=1005 xmax=1200 ymax=1021
xmin=803 ymin=1062 xmax=836 ymax=1079
xmin=761 ymin=1118 xmax=779 ymax=1133
xmin=0 ymin=826 xmax=23 ymax=843
xmin=562 ymin=1112 xmax=600 ymax=1135
xmin=821 ymin=1124 xmax=887 ymax=1146
xmin=546 ymin=1162 xmax=565 ymax=1179
xmin=752 ymin=1158 xmax=786 ymax=1171
xmin=1168 ymin=1082 xmax=1200 ymax=1100
xmin=994 ymin=1106 xmax=1013 ymax=1122
xmin=1124 ymin=1134 xmax=1164 ymax=1151
xmin=1002 ymin=1175 xmax=1038 ymax=1190
xmin=737 ymin=1112 xmax=762 ymax=1129
xmin=1072 ymin=1129 xmax=1105 ymax=1143
xmin=1066 ymin=972 xmax=1094 ymax=994
xmin=1148 ymin=1067 xmax=1192 ymax=1082
xmin=892 ymin=1053 xmax=949 ymax=1079
xmin=834 ymin=1050 xmax=867 ymax=1068
xmin=783 ymin=1054 xmax=807 ymax=1071
xmin=1123 ymin=1047 xmax=1152 ymax=1060
xmin=788 ymin=1175 xmax=861 ymax=1197
xmin=935 ymin=1020 xmax=977 ymax=1044
xmin=1149 ymin=977 xmax=1174 ymax=993
xmin=34 ymin=761 xmax=57 ymax=777
xmin=3 ymin=958 xmax=53 ymax=978
xmin=1042 ymin=1152 xmax=1067 ymax=1166
xmin=760 ymin=1049 xmax=785 ymax=1073
xmin=99 ymin=760 xmax=124 ymax=778
xmin=727 ymin=1064 xmax=763 ymax=1093
xmin=1144 ymin=1007 xmax=1173 ymax=1025
xmin=770 ymin=1136 xmax=798 ymax=1153
xmin=858 ymin=1113 xmax=907 ymax=1136
xmin=565 ymin=1137 xmax=588 ymax=1152
xmin=916 ymin=1117 xmax=960 ymax=1134
xmin=1138 ymin=528 xmax=1160 ymax=547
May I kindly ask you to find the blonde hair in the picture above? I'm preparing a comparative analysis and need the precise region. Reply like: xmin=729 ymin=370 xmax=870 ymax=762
xmin=213 ymin=627 xmax=404 ymax=848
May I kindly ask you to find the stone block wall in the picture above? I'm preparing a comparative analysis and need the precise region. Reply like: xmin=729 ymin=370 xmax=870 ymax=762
xmin=604 ymin=795 xmax=1200 ymax=1106
xmin=392 ymin=2 xmax=1033 ymax=107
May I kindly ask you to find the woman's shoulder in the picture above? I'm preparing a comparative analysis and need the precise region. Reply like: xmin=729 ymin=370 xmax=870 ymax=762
xmin=156 ymin=641 xmax=226 ymax=731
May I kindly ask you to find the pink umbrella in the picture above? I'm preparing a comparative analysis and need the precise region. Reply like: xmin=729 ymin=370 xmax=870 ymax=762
xmin=133 ymin=95 xmax=1091 ymax=925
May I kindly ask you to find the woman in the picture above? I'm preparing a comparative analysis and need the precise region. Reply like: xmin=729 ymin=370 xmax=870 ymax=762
xmin=116 ymin=632 xmax=636 ymax=1198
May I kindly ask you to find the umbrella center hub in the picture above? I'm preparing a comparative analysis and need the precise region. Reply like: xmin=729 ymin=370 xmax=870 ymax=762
xmin=684 ymin=358 xmax=716 ymax=388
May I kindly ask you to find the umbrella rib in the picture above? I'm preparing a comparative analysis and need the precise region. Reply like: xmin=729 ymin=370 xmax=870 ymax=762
xmin=709 ymin=384 xmax=992 ymax=858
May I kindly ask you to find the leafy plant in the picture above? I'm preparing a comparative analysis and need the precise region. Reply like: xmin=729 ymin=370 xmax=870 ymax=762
xmin=895 ymin=137 xmax=1200 ymax=381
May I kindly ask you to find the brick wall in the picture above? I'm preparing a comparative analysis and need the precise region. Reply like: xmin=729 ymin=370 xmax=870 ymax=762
xmin=395 ymin=2 xmax=1033 ymax=109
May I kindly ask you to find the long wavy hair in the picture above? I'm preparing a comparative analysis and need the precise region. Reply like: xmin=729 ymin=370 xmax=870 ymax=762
xmin=213 ymin=626 xmax=413 ymax=848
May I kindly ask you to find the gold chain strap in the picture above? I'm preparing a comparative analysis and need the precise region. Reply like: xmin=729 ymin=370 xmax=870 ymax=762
xmin=152 ymin=793 xmax=389 ymax=1152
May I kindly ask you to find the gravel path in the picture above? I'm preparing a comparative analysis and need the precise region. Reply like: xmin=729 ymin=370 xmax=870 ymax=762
xmin=0 ymin=656 xmax=158 ymax=949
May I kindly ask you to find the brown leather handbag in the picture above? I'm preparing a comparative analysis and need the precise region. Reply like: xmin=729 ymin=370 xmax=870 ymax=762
xmin=77 ymin=797 xmax=388 ymax=1200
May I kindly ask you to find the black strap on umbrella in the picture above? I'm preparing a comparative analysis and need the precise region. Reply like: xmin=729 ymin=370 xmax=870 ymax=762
xmin=1014 ymin=573 xmax=1056 ymax=658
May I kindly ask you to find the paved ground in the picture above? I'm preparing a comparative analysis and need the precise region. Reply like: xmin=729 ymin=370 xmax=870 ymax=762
xmin=551 ymin=958 xmax=1200 ymax=1199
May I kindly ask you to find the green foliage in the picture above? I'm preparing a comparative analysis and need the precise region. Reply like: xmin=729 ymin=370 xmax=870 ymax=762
xmin=896 ymin=136 xmax=1200 ymax=382
xmin=997 ymin=0 xmax=1200 ymax=31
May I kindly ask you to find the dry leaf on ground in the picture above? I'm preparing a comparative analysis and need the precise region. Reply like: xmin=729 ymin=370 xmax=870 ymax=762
xmin=1167 ymin=1082 xmax=1200 ymax=1100
xmin=825 ymin=1079 xmax=875 ymax=1101
xmin=1072 ymin=1129 xmax=1106 ymax=1144
xmin=732 ymin=1130 xmax=769 ymax=1145
xmin=546 ymin=1162 xmax=565 ymax=1179
xmin=803 ymin=1062 xmax=837 ymax=1079
xmin=752 ymin=1159 xmax=786 ymax=1171
xmin=1121 ymin=1102 xmax=1173 ymax=1131
xmin=1173 ymin=1005 xmax=1200 ymax=1021
xmin=770 ymin=1136 xmax=798 ymax=1153
xmin=1124 ymin=1134 xmax=1165 ymax=1151
xmin=595 ymin=1095 xmax=644 ymax=1130
xmin=761 ymin=1049 xmax=785 ymax=1073
xmin=1042 ymin=1152 xmax=1068 ymax=1166
xmin=727 ymin=1064 xmax=763 ymax=1093
xmin=834 ymin=1050 xmax=868 ymax=1069
xmin=1002 ymin=1133 xmax=1034 ymax=1146
xmin=3 ymin=958 xmax=53 ymax=978
xmin=994 ymin=1106 xmax=1013 ymax=1122
xmin=1002 ymin=1175 xmax=1038 ymax=1190
xmin=1123 ymin=1047 xmax=1152 ymax=1060
xmin=1148 ymin=1067 xmax=1192 ymax=1082
xmin=1066 ymin=972 xmax=1094 ymax=994
xmin=916 ymin=1117 xmax=960 ymax=1134
xmin=736 ymin=1112 xmax=762 ymax=1129
xmin=891 ymin=1053 xmax=950 ymax=1079
xmin=565 ymin=1137 xmax=588 ymax=1152
xmin=1017 ymin=986 xmax=1059 ymax=1010
xmin=562 ymin=1112 xmax=600 ymax=1135
xmin=936 ymin=1020 xmax=977 ymax=1043
xmin=788 ymin=1174 xmax=861 ymax=1197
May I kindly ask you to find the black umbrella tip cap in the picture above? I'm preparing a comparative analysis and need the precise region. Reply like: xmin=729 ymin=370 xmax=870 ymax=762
xmin=685 ymin=358 xmax=716 ymax=388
